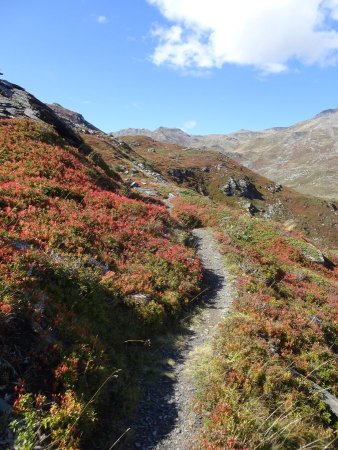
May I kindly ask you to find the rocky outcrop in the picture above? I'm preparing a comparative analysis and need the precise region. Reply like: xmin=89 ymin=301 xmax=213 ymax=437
xmin=0 ymin=80 xmax=82 ymax=147
xmin=287 ymin=239 xmax=328 ymax=265
xmin=266 ymin=183 xmax=283 ymax=193
xmin=168 ymin=168 xmax=194 ymax=183
xmin=48 ymin=103 xmax=102 ymax=135
xmin=222 ymin=177 xmax=263 ymax=200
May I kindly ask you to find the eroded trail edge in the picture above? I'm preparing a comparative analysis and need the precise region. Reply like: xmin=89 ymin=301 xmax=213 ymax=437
xmin=128 ymin=228 xmax=233 ymax=450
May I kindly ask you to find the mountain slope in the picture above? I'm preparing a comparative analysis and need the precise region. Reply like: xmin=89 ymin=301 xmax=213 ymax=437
xmin=114 ymin=134 xmax=338 ymax=249
xmin=113 ymin=109 xmax=338 ymax=201
xmin=226 ymin=109 xmax=338 ymax=201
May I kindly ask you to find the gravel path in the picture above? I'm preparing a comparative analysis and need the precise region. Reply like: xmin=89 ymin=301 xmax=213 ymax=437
xmin=126 ymin=228 xmax=233 ymax=450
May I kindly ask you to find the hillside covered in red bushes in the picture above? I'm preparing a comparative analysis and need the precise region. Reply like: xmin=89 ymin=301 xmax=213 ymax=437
xmin=0 ymin=119 xmax=201 ymax=448
xmin=0 ymin=112 xmax=337 ymax=449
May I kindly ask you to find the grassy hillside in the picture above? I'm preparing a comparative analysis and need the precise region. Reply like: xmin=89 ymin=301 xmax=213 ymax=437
xmin=0 ymin=119 xmax=201 ymax=449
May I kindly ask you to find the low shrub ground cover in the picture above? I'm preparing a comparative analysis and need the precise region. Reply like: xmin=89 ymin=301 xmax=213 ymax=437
xmin=171 ymin=188 xmax=228 ymax=229
xmin=170 ymin=188 xmax=337 ymax=447
xmin=0 ymin=120 xmax=202 ymax=448
xmin=1 ymin=120 xmax=337 ymax=449
xmin=195 ymin=214 xmax=338 ymax=449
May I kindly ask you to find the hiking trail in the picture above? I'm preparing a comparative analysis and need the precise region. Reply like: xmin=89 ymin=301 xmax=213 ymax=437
xmin=127 ymin=228 xmax=233 ymax=450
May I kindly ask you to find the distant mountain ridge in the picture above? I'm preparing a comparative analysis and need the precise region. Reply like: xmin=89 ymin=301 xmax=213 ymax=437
xmin=112 ymin=126 xmax=195 ymax=147
xmin=113 ymin=109 xmax=338 ymax=200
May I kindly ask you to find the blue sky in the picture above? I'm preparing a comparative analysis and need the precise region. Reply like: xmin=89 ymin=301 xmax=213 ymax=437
xmin=2 ymin=0 xmax=338 ymax=134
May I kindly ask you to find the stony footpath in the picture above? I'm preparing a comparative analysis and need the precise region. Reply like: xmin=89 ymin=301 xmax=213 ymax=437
xmin=126 ymin=228 xmax=233 ymax=450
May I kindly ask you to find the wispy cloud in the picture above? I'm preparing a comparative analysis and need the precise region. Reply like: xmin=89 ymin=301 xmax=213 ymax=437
xmin=147 ymin=0 xmax=338 ymax=74
xmin=131 ymin=101 xmax=142 ymax=110
xmin=182 ymin=120 xmax=197 ymax=131
xmin=97 ymin=15 xmax=108 ymax=24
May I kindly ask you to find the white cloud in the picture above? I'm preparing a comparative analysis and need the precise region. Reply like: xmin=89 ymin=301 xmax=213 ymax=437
xmin=97 ymin=15 xmax=108 ymax=24
xmin=182 ymin=120 xmax=197 ymax=131
xmin=324 ymin=0 xmax=338 ymax=19
xmin=147 ymin=0 xmax=338 ymax=73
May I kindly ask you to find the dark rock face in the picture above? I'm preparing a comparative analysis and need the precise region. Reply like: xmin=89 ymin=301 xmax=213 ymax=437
xmin=222 ymin=177 xmax=263 ymax=200
xmin=168 ymin=168 xmax=194 ymax=183
xmin=0 ymin=80 xmax=82 ymax=147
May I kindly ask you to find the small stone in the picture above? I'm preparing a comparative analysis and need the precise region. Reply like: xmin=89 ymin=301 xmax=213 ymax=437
xmin=327 ymin=202 xmax=337 ymax=212
xmin=130 ymin=181 xmax=140 ymax=188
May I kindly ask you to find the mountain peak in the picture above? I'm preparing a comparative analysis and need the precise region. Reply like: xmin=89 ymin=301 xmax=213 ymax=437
xmin=315 ymin=108 xmax=338 ymax=118
xmin=156 ymin=126 xmax=188 ymax=133
xmin=155 ymin=126 xmax=191 ymax=137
